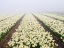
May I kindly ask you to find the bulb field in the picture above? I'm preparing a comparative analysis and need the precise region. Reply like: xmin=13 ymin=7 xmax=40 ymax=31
xmin=0 ymin=13 xmax=64 ymax=48
xmin=41 ymin=13 xmax=64 ymax=21
xmin=33 ymin=13 xmax=64 ymax=42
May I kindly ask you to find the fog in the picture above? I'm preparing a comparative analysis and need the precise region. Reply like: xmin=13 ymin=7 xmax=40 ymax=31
xmin=0 ymin=0 xmax=64 ymax=13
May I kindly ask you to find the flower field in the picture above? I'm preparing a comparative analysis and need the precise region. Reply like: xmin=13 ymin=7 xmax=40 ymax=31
xmin=41 ymin=13 xmax=64 ymax=21
xmin=0 ymin=14 xmax=24 ymax=42
xmin=0 ymin=14 xmax=16 ymax=21
xmin=0 ymin=13 xmax=64 ymax=48
xmin=33 ymin=13 xmax=64 ymax=43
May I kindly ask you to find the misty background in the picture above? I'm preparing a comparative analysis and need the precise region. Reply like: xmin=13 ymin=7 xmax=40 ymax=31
xmin=0 ymin=0 xmax=64 ymax=14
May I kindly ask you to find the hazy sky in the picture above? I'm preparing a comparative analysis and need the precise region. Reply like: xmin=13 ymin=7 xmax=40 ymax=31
xmin=0 ymin=0 xmax=64 ymax=13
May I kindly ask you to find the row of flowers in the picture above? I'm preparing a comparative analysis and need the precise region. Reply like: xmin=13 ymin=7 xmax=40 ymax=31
xmin=34 ymin=13 xmax=64 ymax=42
xmin=0 ymin=14 xmax=24 ymax=41
xmin=8 ymin=13 xmax=58 ymax=48
xmin=0 ymin=14 xmax=16 ymax=21
xmin=53 ymin=13 xmax=64 ymax=17
xmin=41 ymin=13 xmax=64 ymax=21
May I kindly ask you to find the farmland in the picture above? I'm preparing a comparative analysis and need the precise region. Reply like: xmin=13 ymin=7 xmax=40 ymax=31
xmin=0 ymin=13 xmax=64 ymax=48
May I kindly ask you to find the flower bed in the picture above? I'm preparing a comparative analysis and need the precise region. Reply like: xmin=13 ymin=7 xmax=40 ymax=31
xmin=41 ymin=13 xmax=64 ymax=21
xmin=0 ymin=14 xmax=24 ymax=42
xmin=34 ymin=13 xmax=64 ymax=42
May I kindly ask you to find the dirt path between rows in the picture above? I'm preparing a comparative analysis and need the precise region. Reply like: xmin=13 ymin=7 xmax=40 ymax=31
xmin=32 ymin=14 xmax=64 ymax=48
xmin=0 ymin=14 xmax=25 ymax=48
